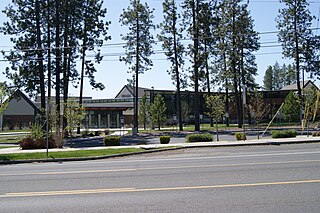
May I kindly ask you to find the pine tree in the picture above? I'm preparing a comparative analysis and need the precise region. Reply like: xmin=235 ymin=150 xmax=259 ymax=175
xmin=214 ymin=0 xmax=260 ymax=128
xmin=276 ymin=0 xmax=318 ymax=99
xmin=182 ymin=0 xmax=201 ymax=131
xmin=263 ymin=66 xmax=274 ymax=90
xmin=285 ymin=64 xmax=296 ymax=86
xmin=158 ymin=0 xmax=185 ymax=131
xmin=1 ymin=0 xmax=47 ymax=117
xmin=273 ymin=62 xmax=284 ymax=90
xmin=282 ymin=91 xmax=301 ymax=122
xmin=120 ymin=0 xmax=155 ymax=134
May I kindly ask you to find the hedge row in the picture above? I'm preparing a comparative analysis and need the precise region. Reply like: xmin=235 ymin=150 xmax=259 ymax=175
xmin=271 ymin=130 xmax=297 ymax=138
xmin=186 ymin=134 xmax=213 ymax=142
xmin=104 ymin=136 xmax=121 ymax=146
xmin=160 ymin=136 xmax=171 ymax=144
xmin=20 ymin=136 xmax=57 ymax=150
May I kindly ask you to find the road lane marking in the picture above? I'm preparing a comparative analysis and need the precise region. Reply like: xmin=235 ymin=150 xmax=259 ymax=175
xmin=1 ymin=179 xmax=320 ymax=198
xmin=1 ymin=159 xmax=320 ymax=177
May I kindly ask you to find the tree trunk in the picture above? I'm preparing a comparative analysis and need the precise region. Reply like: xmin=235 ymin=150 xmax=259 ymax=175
xmin=232 ymin=5 xmax=242 ymax=128
xmin=204 ymin=39 xmax=213 ymax=128
xmin=172 ymin=9 xmax=183 ymax=131
xmin=293 ymin=3 xmax=302 ymax=125
xmin=47 ymin=0 xmax=52 ymax=132
xmin=79 ymin=18 xmax=88 ymax=134
xmin=35 ymin=0 xmax=46 ymax=125
xmin=223 ymin=49 xmax=230 ymax=127
xmin=62 ymin=0 xmax=69 ymax=132
xmin=134 ymin=12 xmax=140 ymax=134
xmin=215 ymin=118 xmax=219 ymax=141
xmin=192 ymin=0 xmax=200 ymax=131
xmin=55 ymin=0 xmax=61 ymax=133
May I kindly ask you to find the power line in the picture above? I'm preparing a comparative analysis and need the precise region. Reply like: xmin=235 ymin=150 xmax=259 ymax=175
xmin=0 ymin=27 xmax=318 ymax=53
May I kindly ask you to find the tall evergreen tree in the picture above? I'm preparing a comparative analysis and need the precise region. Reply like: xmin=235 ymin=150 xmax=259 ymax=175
xmin=214 ymin=0 xmax=260 ymax=128
xmin=120 ymin=0 xmax=155 ymax=134
xmin=263 ymin=65 xmax=274 ymax=91
xmin=273 ymin=61 xmax=284 ymax=90
xmin=276 ymin=0 xmax=318 ymax=99
xmin=285 ymin=64 xmax=296 ymax=85
xmin=182 ymin=0 xmax=201 ymax=131
xmin=158 ymin=0 xmax=185 ymax=131
xmin=1 ymin=0 xmax=47 ymax=117
xmin=263 ymin=62 xmax=297 ymax=91
xmin=214 ymin=0 xmax=232 ymax=127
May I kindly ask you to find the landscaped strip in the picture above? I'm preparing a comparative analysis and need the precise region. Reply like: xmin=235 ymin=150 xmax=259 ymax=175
xmin=0 ymin=146 xmax=17 ymax=149
xmin=0 ymin=136 xmax=24 ymax=144
xmin=0 ymin=148 xmax=144 ymax=161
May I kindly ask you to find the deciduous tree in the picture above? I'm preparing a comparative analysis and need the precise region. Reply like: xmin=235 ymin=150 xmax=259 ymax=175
xmin=149 ymin=94 xmax=167 ymax=130
xmin=205 ymin=95 xmax=225 ymax=141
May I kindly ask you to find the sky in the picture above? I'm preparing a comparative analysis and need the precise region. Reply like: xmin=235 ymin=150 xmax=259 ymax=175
xmin=0 ymin=0 xmax=319 ymax=99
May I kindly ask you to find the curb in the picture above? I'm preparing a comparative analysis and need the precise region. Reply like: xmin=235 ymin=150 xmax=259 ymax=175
xmin=1 ymin=139 xmax=320 ymax=165
xmin=0 ymin=147 xmax=183 ymax=165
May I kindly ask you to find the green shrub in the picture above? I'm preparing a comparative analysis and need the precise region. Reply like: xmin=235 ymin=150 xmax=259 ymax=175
xmin=104 ymin=129 xmax=110 ymax=135
xmin=186 ymin=134 xmax=213 ymax=142
xmin=95 ymin=131 xmax=101 ymax=136
xmin=20 ymin=136 xmax=56 ymax=150
xmin=271 ymin=130 xmax=297 ymax=138
xmin=160 ymin=136 xmax=170 ymax=144
xmin=104 ymin=136 xmax=121 ymax=146
xmin=235 ymin=132 xmax=247 ymax=141
xmin=81 ymin=130 xmax=89 ymax=137
xmin=30 ymin=124 xmax=45 ymax=140
xmin=87 ymin=132 xmax=95 ymax=137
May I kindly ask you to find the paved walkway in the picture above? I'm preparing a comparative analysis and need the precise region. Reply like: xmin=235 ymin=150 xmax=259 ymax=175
xmin=1 ymin=135 xmax=320 ymax=155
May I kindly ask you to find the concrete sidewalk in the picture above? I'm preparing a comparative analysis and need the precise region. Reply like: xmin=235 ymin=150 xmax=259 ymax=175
xmin=1 ymin=135 xmax=320 ymax=155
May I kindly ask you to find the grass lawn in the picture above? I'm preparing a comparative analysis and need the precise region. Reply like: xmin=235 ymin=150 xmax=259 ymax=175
xmin=0 ymin=146 xmax=16 ymax=149
xmin=138 ymin=124 xmax=239 ymax=133
xmin=0 ymin=136 xmax=24 ymax=144
xmin=0 ymin=148 xmax=144 ymax=161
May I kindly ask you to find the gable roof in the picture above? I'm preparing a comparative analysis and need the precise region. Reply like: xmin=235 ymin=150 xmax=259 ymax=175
xmin=115 ymin=84 xmax=150 ymax=99
xmin=281 ymin=80 xmax=318 ymax=91
xmin=10 ymin=90 xmax=40 ymax=113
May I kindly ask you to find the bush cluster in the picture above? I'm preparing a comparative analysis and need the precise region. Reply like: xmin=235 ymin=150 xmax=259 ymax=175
xmin=235 ymin=132 xmax=247 ymax=141
xmin=104 ymin=136 xmax=121 ymax=146
xmin=160 ymin=136 xmax=170 ymax=144
xmin=312 ymin=132 xmax=320 ymax=137
xmin=20 ymin=136 xmax=56 ymax=150
xmin=271 ymin=130 xmax=297 ymax=138
xmin=95 ymin=131 xmax=101 ymax=136
xmin=186 ymin=134 xmax=213 ymax=143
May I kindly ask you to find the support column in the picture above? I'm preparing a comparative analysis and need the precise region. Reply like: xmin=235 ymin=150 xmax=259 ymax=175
xmin=117 ymin=113 xmax=120 ymax=128
xmin=98 ymin=114 xmax=101 ymax=128
xmin=107 ymin=114 xmax=111 ymax=128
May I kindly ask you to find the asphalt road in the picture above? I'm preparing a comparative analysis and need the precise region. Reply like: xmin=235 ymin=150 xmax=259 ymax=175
xmin=1 ymin=143 xmax=320 ymax=212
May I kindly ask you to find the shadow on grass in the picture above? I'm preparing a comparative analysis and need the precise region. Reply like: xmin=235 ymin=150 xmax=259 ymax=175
xmin=0 ymin=155 xmax=11 ymax=161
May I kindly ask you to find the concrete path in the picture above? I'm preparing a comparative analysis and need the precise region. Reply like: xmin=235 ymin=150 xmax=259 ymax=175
xmin=1 ymin=135 xmax=320 ymax=155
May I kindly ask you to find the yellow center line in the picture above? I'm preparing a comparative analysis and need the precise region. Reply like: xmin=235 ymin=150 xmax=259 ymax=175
xmin=1 ymin=179 xmax=320 ymax=198
xmin=1 ymin=159 xmax=320 ymax=177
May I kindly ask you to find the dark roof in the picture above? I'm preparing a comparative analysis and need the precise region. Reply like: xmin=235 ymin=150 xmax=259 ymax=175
xmin=115 ymin=84 xmax=150 ymax=98
xmin=10 ymin=90 xmax=40 ymax=113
